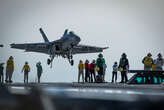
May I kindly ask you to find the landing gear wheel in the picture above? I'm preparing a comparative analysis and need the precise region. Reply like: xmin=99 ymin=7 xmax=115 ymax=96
xmin=71 ymin=60 xmax=74 ymax=66
xmin=47 ymin=59 xmax=51 ymax=65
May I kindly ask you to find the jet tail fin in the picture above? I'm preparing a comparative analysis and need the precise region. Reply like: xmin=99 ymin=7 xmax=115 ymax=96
xmin=63 ymin=29 xmax=68 ymax=37
xmin=39 ymin=28 xmax=49 ymax=43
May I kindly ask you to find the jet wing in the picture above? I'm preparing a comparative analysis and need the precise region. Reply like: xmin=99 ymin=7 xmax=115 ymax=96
xmin=10 ymin=43 xmax=50 ymax=54
xmin=72 ymin=44 xmax=109 ymax=54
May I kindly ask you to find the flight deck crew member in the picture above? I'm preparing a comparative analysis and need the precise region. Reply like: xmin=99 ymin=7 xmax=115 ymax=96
xmin=154 ymin=53 xmax=164 ymax=70
xmin=90 ymin=60 xmax=96 ymax=83
xmin=103 ymin=63 xmax=107 ymax=82
xmin=5 ymin=56 xmax=14 ymax=83
xmin=96 ymin=53 xmax=106 ymax=82
xmin=112 ymin=62 xmax=118 ymax=83
xmin=36 ymin=62 xmax=43 ymax=83
xmin=85 ymin=60 xmax=90 ymax=83
xmin=22 ymin=62 xmax=30 ymax=83
xmin=0 ymin=63 xmax=4 ymax=83
xmin=118 ymin=53 xmax=129 ymax=83
xmin=142 ymin=53 xmax=153 ymax=84
xmin=78 ymin=60 xmax=85 ymax=83
xmin=142 ymin=53 xmax=153 ymax=70
xmin=154 ymin=53 xmax=164 ymax=83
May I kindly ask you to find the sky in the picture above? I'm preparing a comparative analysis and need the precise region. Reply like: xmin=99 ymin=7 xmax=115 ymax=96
xmin=0 ymin=0 xmax=164 ymax=83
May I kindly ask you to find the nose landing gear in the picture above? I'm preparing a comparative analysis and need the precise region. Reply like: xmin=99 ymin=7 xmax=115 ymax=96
xmin=47 ymin=59 xmax=51 ymax=65
xmin=70 ymin=59 xmax=74 ymax=66
xmin=68 ymin=54 xmax=74 ymax=66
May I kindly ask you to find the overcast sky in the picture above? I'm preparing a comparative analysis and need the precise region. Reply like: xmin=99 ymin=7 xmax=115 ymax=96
xmin=0 ymin=0 xmax=164 ymax=83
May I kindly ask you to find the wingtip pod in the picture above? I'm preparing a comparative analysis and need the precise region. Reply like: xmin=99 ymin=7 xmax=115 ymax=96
xmin=10 ymin=43 xmax=15 ymax=48
xmin=102 ymin=47 xmax=109 ymax=50
xmin=10 ymin=43 xmax=20 ymax=49
xmin=39 ymin=27 xmax=44 ymax=34
xmin=0 ymin=44 xmax=3 ymax=47
xmin=39 ymin=28 xmax=43 ymax=32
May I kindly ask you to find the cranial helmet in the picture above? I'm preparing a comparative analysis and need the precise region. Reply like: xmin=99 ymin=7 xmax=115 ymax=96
xmin=86 ymin=60 xmax=89 ymax=63
xmin=147 ymin=53 xmax=152 ymax=57
xmin=158 ymin=53 xmax=162 ymax=57
xmin=122 ymin=53 xmax=127 ymax=57
xmin=9 ymin=56 xmax=13 ymax=60
xmin=98 ymin=53 xmax=103 ymax=57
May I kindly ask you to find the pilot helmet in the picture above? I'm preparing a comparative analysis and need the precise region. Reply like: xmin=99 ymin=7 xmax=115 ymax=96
xmin=69 ymin=31 xmax=74 ymax=35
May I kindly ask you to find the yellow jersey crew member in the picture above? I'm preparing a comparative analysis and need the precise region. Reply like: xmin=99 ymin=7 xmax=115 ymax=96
xmin=78 ymin=60 xmax=85 ymax=83
xmin=142 ymin=53 xmax=153 ymax=84
xmin=5 ymin=56 xmax=14 ymax=83
xmin=22 ymin=62 xmax=30 ymax=83
xmin=142 ymin=53 xmax=153 ymax=70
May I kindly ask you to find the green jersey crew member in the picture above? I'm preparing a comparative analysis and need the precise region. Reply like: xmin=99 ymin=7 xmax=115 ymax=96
xmin=36 ymin=62 xmax=43 ymax=83
xmin=119 ymin=53 xmax=129 ymax=83
xmin=96 ymin=53 xmax=106 ymax=81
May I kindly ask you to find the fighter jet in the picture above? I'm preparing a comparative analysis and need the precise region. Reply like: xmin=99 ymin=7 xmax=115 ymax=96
xmin=10 ymin=28 xmax=108 ymax=67
xmin=0 ymin=44 xmax=3 ymax=47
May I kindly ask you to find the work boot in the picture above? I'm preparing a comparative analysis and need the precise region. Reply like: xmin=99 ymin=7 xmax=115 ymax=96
xmin=9 ymin=80 xmax=13 ymax=83
xmin=5 ymin=80 xmax=8 ymax=83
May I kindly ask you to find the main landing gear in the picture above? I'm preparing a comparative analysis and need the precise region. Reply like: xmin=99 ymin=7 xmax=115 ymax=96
xmin=68 ymin=54 xmax=74 ymax=66
xmin=47 ymin=59 xmax=51 ymax=65
xmin=47 ymin=55 xmax=54 ymax=68
xmin=47 ymin=54 xmax=74 ymax=67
